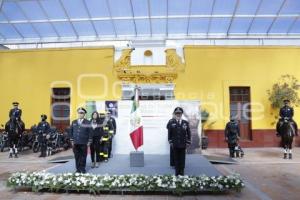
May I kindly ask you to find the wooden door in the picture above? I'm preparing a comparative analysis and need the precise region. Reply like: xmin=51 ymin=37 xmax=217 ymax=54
xmin=51 ymin=88 xmax=70 ymax=132
xmin=229 ymin=87 xmax=252 ymax=140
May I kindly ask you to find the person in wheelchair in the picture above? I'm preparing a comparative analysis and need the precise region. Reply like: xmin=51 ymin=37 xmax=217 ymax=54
xmin=276 ymin=99 xmax=298 ymax=137
xmin=36 ymin=114 xmax=51 ymax=157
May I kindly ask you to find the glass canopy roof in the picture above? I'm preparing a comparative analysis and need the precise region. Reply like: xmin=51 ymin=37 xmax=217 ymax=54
xmin=0 ymin=0 xmax=299 ymax=44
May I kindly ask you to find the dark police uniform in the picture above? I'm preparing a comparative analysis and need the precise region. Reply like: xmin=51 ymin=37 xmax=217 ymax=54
xmin=36 ymin=116 xmax=50 ymax=157
xmin=167 ymin=119 xmax=175 ymax=167
xmin=107 ymin=115 xmax=116 ymax=158
xmin=225 ymin=120 xmax=240 ymax=157
xmin=276 ymin=105 xmax=298 ymax=135
xmin=70 ymin=109 xmax=92 ymax=173
xmin=9 ymin=102 xmax=22 ymax=120
xmin=167 ymin=107 xmax=191 ymax=176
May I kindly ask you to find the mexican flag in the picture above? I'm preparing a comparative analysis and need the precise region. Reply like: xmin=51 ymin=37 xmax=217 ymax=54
xmin=130 ymin=86 xmax=143 ymax=150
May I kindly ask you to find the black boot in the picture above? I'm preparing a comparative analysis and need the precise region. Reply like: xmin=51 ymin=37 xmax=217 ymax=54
xmin=284 ymin=153 xmax=287 ymax=159
xmin=175 ymin=168 xmax=180 ymax=176
xmin=289 ymin=153 xmax=292 ymax=159
xmin=180 ymin=169 xmax=184 ymax=176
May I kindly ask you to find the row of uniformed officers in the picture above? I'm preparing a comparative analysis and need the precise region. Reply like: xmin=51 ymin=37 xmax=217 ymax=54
xmin=69 ymin=107 xmax=116 ymax=173
xmin=71 ymin=106 xmax=191 ymax=175
xmin=6 ymin=102 xmax=117 ymax=170
xmin=8 ymin=102 xmax=192 ymax=176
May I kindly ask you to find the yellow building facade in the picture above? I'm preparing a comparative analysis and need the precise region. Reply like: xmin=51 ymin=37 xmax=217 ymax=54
xmin=1 ymin=46 xmax=299 ymax=147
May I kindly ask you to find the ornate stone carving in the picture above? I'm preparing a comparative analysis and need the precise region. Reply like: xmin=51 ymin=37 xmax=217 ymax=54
xmin=114 ymin=49 xmax=133 ymax=73
xmin=113 ymin=48 xmax=185 ymax=83
xmin=165 ymin=49 xmax=185 ymax=72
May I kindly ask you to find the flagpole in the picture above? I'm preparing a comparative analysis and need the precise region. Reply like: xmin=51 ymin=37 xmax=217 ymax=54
xmin=129 ymin=84 xmax=144 ymax=167
xmin=134 ymin=84 xmax=138 ymax=152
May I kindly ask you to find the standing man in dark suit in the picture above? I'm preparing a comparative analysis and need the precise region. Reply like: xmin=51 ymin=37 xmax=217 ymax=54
xmin=70 ymin=107 xmax=92 ymax=173
xmin=167 ymin=107 xmax=191 ymax=176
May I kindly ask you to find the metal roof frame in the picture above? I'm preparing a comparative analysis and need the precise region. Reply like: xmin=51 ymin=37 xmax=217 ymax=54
xmin=0 ymin=0 xmax=299 ymax=45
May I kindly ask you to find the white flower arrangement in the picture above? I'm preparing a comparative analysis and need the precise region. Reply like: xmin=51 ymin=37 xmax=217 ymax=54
xmin=7 ymin=172 xmax=244 ymax=195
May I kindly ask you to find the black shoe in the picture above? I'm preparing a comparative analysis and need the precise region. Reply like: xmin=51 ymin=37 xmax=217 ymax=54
xmin=289 ymin=153 xmax=292 ymax=159
xmin=284 ymin=153 xmax=287 ymax=159
xmin=14 ymin=154 xmax=18 ymax=158
xmin=9 ymin=153 xmax=12 ymax=158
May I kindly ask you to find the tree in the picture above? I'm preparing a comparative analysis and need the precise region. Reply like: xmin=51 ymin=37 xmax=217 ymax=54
xmin=267 ymin=74 xmax=300 ymax=124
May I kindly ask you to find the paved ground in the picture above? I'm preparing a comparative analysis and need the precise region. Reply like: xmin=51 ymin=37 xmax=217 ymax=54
xmin=0 ymin=147 xmax=300 ymax=199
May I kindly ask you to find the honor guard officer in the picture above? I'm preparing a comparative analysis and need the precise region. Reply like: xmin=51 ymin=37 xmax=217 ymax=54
xmin=167 ymin=107 xmax=191 ymax=176
xmin=107 ymin=110 xmax=116 ymax=158
xmin=9 ymin=102 xmax=22 ymax=120
xmin=276 ymin=99 xmax=298 ymax=136
xmin=36 ymin=114 xmax=51 ymax=157
xmin=70 ymin=107 xmax=92 ymax=173
xmin=166 ymin=113 xmax=176 ymax=167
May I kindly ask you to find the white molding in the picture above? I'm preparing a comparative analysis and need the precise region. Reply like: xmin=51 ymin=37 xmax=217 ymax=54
xmin=4 ymin=39 xmax=300 ymax=50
